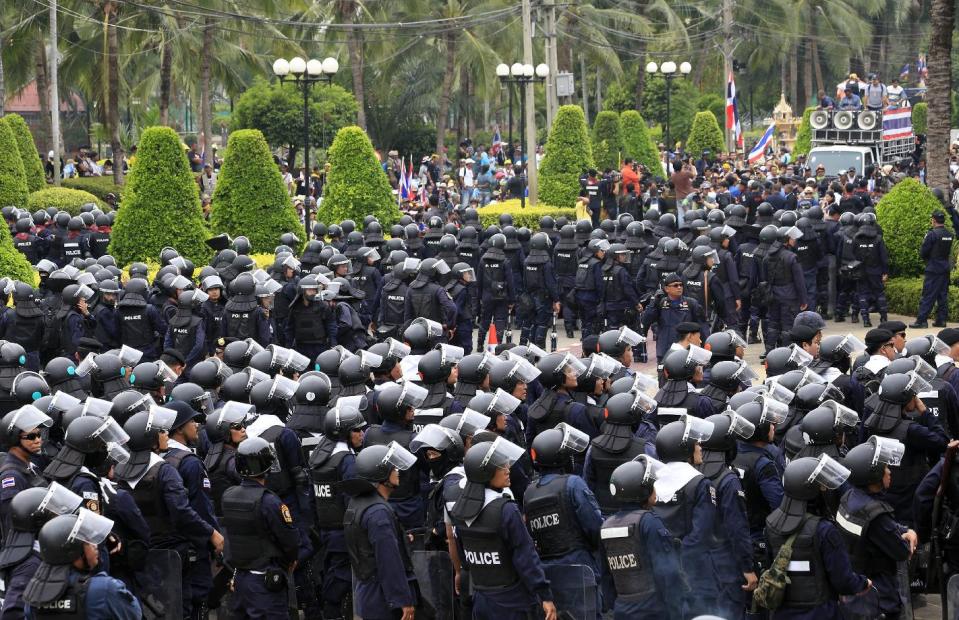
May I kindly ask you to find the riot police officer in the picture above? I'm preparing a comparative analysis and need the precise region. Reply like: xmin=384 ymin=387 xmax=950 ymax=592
xmin=654 ymin=346 xmax=711 ymax=420
xmin=602 ymin=243 xmax=641 ymax=331
xmin=762 ymin=226 xmax=807 ymax=352
xmin=575 ymin=239 xmax=609 ymax=340
xmin=164 ymin=290 xmax=208 ymax=371
xmin=0 ymin=406 xmax=53 ymax=528
xmin=553 ymin=225 xmax=580 ymax=339
xmin=222 ymin=437 xmax=300 ymax=620
xmin=4 ymin=282 xmax=46 ymax=371
xmin=117 ymin=278 xmax=166 ymax=362
xmin=203 ymin=402 xmax=250 ymax=515
xmin=405 ymin=258 xmax=457 ymax=337
xmin=853 ymin=212 xmax=889 ymax=327
xmin=639 ymin=275 xmax=708 ymax=366
xmin=521 ymin=233 xmax=561 ymax=347
xmin=286 ymin=274 xmax=337 ymax=360
xmin=912 ymin=210 xmax=955 ymax=328
xmin=477 ymin=233 xmax=516 ymax=351
xmin=448 ymin=262 xmax=477 ymax=354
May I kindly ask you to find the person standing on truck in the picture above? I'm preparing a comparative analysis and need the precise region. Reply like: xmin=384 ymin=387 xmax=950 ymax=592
xmin=838 ymin=86 xmax=863 ymax=111
xmin=863 ymin=74 xmax=888 ymax=111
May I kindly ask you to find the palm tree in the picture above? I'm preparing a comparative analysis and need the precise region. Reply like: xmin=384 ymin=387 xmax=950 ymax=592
xmin=927 ymin=0 xmax=953 ymax=189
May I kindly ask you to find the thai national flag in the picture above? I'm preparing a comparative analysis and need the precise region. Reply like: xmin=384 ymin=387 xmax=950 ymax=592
xmin=491 ymin=128 xmax=502 ymax=156
xmin=881 ymin=107 xmax=913 ymax=140
xmin=399 ymin=156 xmax=413 ymax=203
xmin=748 ymin=124 xmax=775 ymax=165
xmin=726 ymin=72 xmax=743 ymax=149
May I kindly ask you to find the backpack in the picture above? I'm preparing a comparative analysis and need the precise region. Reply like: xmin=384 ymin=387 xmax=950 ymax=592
xmin=751 ymin=531 xmax=799 ymax=612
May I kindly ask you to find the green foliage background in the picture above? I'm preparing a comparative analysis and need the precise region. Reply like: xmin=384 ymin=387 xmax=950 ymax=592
xmin=591 ymin=111 xmax=624 ymax=171
xmin=4 ymin=114 xmax=45 ymax=193
xmin=685 ymin=111 xmax=725 ymax=156
xmin=697 ymin=93 xmax=725 ymax=124
xmin=539 ymin=105 xmax=594 ymax=208
xmin=0 ymin=223 xmax=36 ymax=282
xmin=794 ymin=108 xmax=815 ymax=156
xmin=210 ymin=129 xmax=304 ymax=253
xmin=876 ymin=177 xmax=949 ymax=276
xmin=621 ymin=111 xmax=662 ymax=176
xmin=319 ymin=126 xmax=401 ymax=226
xmin=62 ymin=178 xmax=123 ymax=202
xmin=27 ymin=188 xmax=106 ymax=214
xmin=108 ymin=126 xmax=211 ymax=265
xmin=912 ymin=102 xmax=927 ymax=135
xmin=0 ymin=118 xmax=29 ymax=208
xmin=476 ymin=200 xmax=574 ymax=228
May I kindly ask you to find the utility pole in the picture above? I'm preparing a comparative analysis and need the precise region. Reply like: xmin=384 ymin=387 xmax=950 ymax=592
xmin=544 ymin=0 xmax=559 ymax=128
xmin=580 ymin=55 xmax=589 ymax=125
xmin=49 ymin=0 xmax=61 ymax=186
xmin=721 ymin=0 xmax=735 ymax=153
xmin=522 ymin=0 xmax=538 ymax=205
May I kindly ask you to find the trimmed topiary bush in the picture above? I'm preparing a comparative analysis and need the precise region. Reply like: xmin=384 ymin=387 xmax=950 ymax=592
xmin=621 ymin=111 xmax=662 ymax=177
xmin=319 ymin=126 xmax=401 ymax=227
xmin=108 ymin=126 xmax=211 ymax=266
xmin=876 ymin=177 xmax=950 ymax=276
xmin=27 ymin=188 xmax=106 ymax=215
xmin=0 ymin=223 xmax=35 ymax=283
xmin=5 ymin=114 xmax=45 ymax=193
xmin=913 ymin=102 xmax=927 ymax=136
xmin=794 ymin=107 xmax=815 ymax=156
xmin=540 ymin=105 xmax=595 ymax=208
xmin=0 ymin=118 xmax=29 ymax=208
xmin=591 ymin=111 xmax=624 ymax=172
xmin=476 ymin=200 xmax=575 ymax=228
xmin=210 ymin=129 xmax=303 ymax=254
xmin=62 ymin=177 xmax=122 ymax=203
xmin=685 ymin=111 xmax=725 ymax=156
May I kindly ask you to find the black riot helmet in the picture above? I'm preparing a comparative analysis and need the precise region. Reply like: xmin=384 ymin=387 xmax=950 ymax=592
xmin=702 ymin=411 xmax=755 ymax=453
xmin=877 ymin=371 xmax=927 ymax=405
xmin=0 ymin=404 xmax=53 ymax=450
xmin=12 ymin=372 xmax=51 ymax=405
xmin=189 ymin=358 xmax=231 ymax=390
xmin=294 ymin=373 xmax=332 ymax=409
xmin=410 ymin=424 xmax=466 ymax=479
xmin=709 ymin=360 xmax=753 ymax=392
xmin=529 ymin=423 xmax=589 ymax=470
xmin=33 ymin=510 xmax=114 ymax=569
xmin=782 ymin=454 xmax=850 ymax=502
xmin=322 ymin=405 xmax=367 ymax=441
xmin=535 ymin=352 xmax=585 ymax=388
xmin=608 ymin=455 xmax=664 ymax=505
xmin=354 ymin=441 xmax=416 ymax=484
xmin=375 ymin=381 xmax=428 ymax=422
xmin=655 ymin=416 xmax=715 ymax=463
xmin=462 ymin=437 xmax=524 ymax=484
xmin=109 ymin=390 xmax=152 ymax=426
xmin=235 ymin=437 xmax=275 ymax=478
xmin=170 ymin=383 xmax=215 ymax=418
xmin=844 ymin=436 xmax=905 ymax=486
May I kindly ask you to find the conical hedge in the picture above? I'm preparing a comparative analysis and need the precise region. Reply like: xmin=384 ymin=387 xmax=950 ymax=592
xmin=876 ymin=177 xmax=951 ymax=276
xmin=109 ymin=126 xmax=211 ymax=265
xmin=0 ymin=117 xmax=29 ymax=208
xmin=210 ymin=129 xmax=304 ymax=253
xmin=319 ymin=126 xmax=401 ymax=226
xmin=621 ymin=111 xmax=662 ymax=177
xmin=685 ymin=111 xmax=725 ymax=156
xmin=591 ymin=110 xmax=623 ymax=171
xmin=539 ymin=105 xmax=594 ymax=208
xmin=5 ymin=114 xmax=46 ymax=193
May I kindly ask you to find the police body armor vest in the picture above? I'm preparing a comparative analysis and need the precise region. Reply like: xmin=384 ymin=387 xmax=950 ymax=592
xmin=918 ymin=379 xmax=948 ymax=421
xmin=553 ymin=247 xmax=578 ymax=279
xmin=836 ymin=491 xmax=897 ymax=575
xmin=766 ymin=515 xmax=831 ymax=609
xmin=408 ymin=280 xmax=444 ymax=324
xmin=31 ymin=573 xmax=90 ymax=619
xmin=600 ymin=510 xmax=657 ymax=602
xmin=170 ymin=315 xmax=202 ymax=358
xmin=290 ymin=303 xmax=327 ymax=345
xmin=682 ymin=265 xmax=707 ymax=309
xmin=225 ymin=310 xmax=253 ymax=340
xmin=575 ymin=258 xmax=599 ymax=291
xmin=221 ymin=484 xmax=282 ymax=570
xmin=61 ymin=240 xmax=82 ymax=261
xmin=733 ymin=449 xmax=774 ymax=533
xmin=310 ymin=450 xmax=349 ymax=529
xmin=363 ymin=425 xmax=418 ymax=501
xmin=118 ymin=308 xmax=154 ymax=349
xmin=457 ymin=248 xmax=479 ymax=271
xmin=932 ymin=229 xmax=954 ymax=261
xmin=0 ymin=455 xmax=46 ymax=491
xmin=523 ymin=475 xmax=589 ymax=558
xmin=258 ymin=425 xmax=296 ymax=497
xmin=380 ymin=278 xmax=408 ymax=327
xmin=654 ymin=475 xmax=709 ymax=540
xmin=482 ymin=258 xmax=508 ymax=300
xmin=344 ymin=492 xmax=413 ymax=581
xmin=589 ymin=439 xmax=648 ymax=514
xmin=13 ymin=235 xmax=38 ymax=263
xmin=88 ymin=233 xmax=110 ymax=259
xmin=527 ymin=390 xmax=574 ymax=431
xmin=449 ymin=283 xmax=474 ymax=322
xmin=603 ymin=264 xmax=625 ymax=304
xmin=203 ymin=443 xmax=236 ymax=516
xmin=766 ymin=248 xmax=793 ymax=286
xmin=124 ymin=462 xmax=175 ymax=540
xmin=6 ymin=312 xmax=43 ymax=351
xmin=855 ymin=234 xmax=881 ymax=269
xmin=524 ymin=258 xmax=547 ymax=293
xmin=164 ymin=449 xmax=210 ymax=500
xmin=454 ymin=497 xmax=520 ymax=590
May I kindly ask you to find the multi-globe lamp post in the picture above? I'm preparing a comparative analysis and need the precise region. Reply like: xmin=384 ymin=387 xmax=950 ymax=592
xmin=273 ymin=55 xmax=339 ymax=240
xmin=645 ymin=60 xmax=691 ymax=156
xmin=496 ymin=62 xmax=548 ymax=207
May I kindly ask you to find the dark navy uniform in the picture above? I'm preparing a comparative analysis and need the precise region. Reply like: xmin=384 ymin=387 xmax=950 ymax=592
xmin=916 ymin=221 xmax=956 ymax=325
xmin=448 ymin=277 xmax=476 ymax=354
xmin=523 ymin=472 xmax=603 ymax=571
xmin=28 ymin=569 xmax=142 ymax=620
xmin=575 ymin=254 xmax=605 ymax=339
xmin=521 ymin=252 xmax=559 ymax=347
xmin=477 ymin=246 xmax=516 ymax=350
xmin=286 ymin=298 xmax=337 ymax=362
xmin=640 ymin=293 xmax=708 ymax=362
xmin=310 ymin=440 xmax=356 ymax=619
xmin=762 ymin=241 xmax=806 ymax=352
xmin=733 ymin=442 xmax=784 ymax=546
xmin=362 ymin=422 xmax=426 ymax=529
xmin=603 ymin=260 xmax=640 ymax=330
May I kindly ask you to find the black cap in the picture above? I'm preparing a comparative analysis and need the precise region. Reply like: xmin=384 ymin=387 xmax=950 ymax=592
xmin=933 ymin=211 xmax=946 ymax=223
xmin=160 ymin=348 xmax=186 ymax=367
xmin=877 ymin=320 xmax=907 ymax=334
xmin=939 ymin=327 xmax=959 ymax=347
xmin=789 ymin=324 xmax=817 ymax=344
xmin=864 ymin=328 xmax=893 ymax=350
xmin=663 ymin=273 xmax=683 ymax=286
xmin=676 ymin=322 xmax=700 ymax=335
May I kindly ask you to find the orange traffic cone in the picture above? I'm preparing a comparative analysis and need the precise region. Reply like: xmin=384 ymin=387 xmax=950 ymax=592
xmin=486 ymin=321 xmax=499 ymax=355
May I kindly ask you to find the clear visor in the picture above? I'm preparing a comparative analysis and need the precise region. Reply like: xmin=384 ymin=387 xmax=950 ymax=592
xmin=261 ymin=280 xmax=282 ymax=296
xmin=410 ymin=424 xmax=457 ymax=452
xmin=525 ymin=343 xmax=549 ymax=363
xmin=402 ymin=258 xmax=421 ymax=272
xmin=732 ymin=360 xmax=758 ymax=382
xmin=617 ymin=326 xmax=646 ymax=347
xmin=287 ymin=350 xmax=310 ymax=372
xmin=39 ymin=482 xmax=83 ymax=516
xmin=169 ymin=256 xmax=189 ymax=272
xmin=904 ymin=370 xmax=933 ymax=396
xmin=155 ymin=360 xmax=178 ymax=384
xmin=75 ymin=284 xmax=95 ymax=301
xmin=246 ymin=367 xmax=271 ymax=390
xmin=808 ymin=453 xmax=851 ymax=489
xmin=146 ymin=405 xmax=177 ymax=433
xmin=76 ymin=273 xmax=97 ymax=288
xmin=909 ymin=356 xmax=938 ymax=383
xmin=490 ymin=388 xmax=522 ymax=415
xmin=458 ymin=409 xmax=492 ymax=436
xmin=359 ymin=350 xmax=384 ymax=371
xmin=686 ymin=345 xmax=712 ymax=367
xmin=479 ymin=436 xmax=525 ymax=469
xmin=365 ymin=249 xmax=382 ymax=263
xmin=796 ymin=368 xmax=826 ymax=389
xmin=269 ymin=376 xmax=299 ymax=401
xmin=81 ymin=398 xmax=112 ymax=419
xmin=761 ymin=380 xmax=796 ymax=405
xmin=413 ymin=318 xmax=444 ymax=338
xmin=319 ymin=284 xmax=340 ymax=301
xmin=558 ymin=353 xmax=588 ymax=378
xmin=822 ymin=400 xmax=859 ymax=429
xmin=788 ymin=344 xmax=814 ymax=368
xmin=398 ymin=355 xmax=421 ymax=382
xmin=680 ymin=414 xmax=715 ymax=443
xmin=399 ymin=381 xmax=429 ymax=408
xmin=506 ymin=357 xmax=541 ymax=383
xmin=118 ymin=345 xmax=143 ymax=367
xmin=252 ymin=270 xmax=270 ymax=284
xmin=219 ymin=401 xmax=254 ymax=427
xmin=201 ymin=275 xmax=224 ymax=291
xmin=703 ymin=249 xmax=720 ymax=264
xmin=282 ymin=255 xmax=301 ymax=271
xmin=586 ymin=353 xmax=618 ymax=379
xmin=315 ymin=273 xmax=332 ymax=287
xmin=1 ymin=280 xmax=14 ymax=296
xmin=725 ymin=330 xmax=748 ymax=350
xmin=631 ymin=390 xmax=659 ymax=413
xmin=244 ymin=339 xmax=265 ymax=358
xmin=434 ymin=259 xmax=451 ymax=275
xmin=169 ymin=275 xmax=192 ymax=291
xmin=269 ymin=346 xmax=292 ymax=369
xmin=930 ymin=336 xmax=951 ymax=356
xmin=718 ymin=410 xmax=754 ymax=439
xmin=383 ymin=441 xmax=417 ymax=471
xmin=335 ymin=395 xmax=368 ymax=412
xmin=49 ymin=391 xmax=81 ymax=415
xmin=68 ymin=508 xmax=114 ymax=545
xmin=817 ymin=383 xmax=845 ymax=404
xmin=837 ymin=334 xmax=866 ymax=354
xmin=191 ymin=290 xmax=210 ymax=305
xmin=555 ymin=422 xmax=590 ymax=453
xmin=385 ymin=338 xmax=411 ymax=360
xmin=720 ymin=224 xmax=737 ymax=238
xmin=8 ymin=405 xmax=53 ymax=433
xmin=435 ymin=344 xmax=465 ymax=367
xmin=75 ymin=353 xmax=98 ymax=377
xmin=631 ymin=454 xmax=666 ymax=484
xmin=868 ymin=436 xmax=905 ymax=467
xmin=784 ymin=226 xmax=803 ymax=240
xmin=758 ymin=395 xmax=790 ymax=425
xmin=629 ymin=373 xmax=659 ymax=394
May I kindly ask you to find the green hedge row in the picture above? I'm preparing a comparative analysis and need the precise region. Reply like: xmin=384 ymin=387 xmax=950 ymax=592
xmin=885 ymin=277 xmax=959 ymax=320
xmin=27 ymin=188 xmax=107 ymax=215
xmin=62 ymin=177 xmax=123 ymax=202
xmin=476 ymin=200 xmax=576 ymax=228
xmin=4 ymin=114 xmax=45 ymax=193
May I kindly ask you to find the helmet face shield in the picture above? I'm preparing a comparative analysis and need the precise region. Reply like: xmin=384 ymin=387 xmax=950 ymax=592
xmin=7 ymin=405 xmax=53 ymax=434
xmin=525 ymin=343 xmax=549 ymax=363
xmin=758 ymin=395 xmax=789 ymax=425
xmin=81 ymin=398 xmax=112 ymax=419
xmin=783 ymin=226 xmax=803 ymax=240
xmin=479 ymin=437 xmax=525 ymax=469
xmin=585 ymin=354 xmax=618 ymax=380
xmin=410 ymin=424 xmax=458 ymax=453
xmin=617 ymin=326 xmax=646 ymax=347
xmin=490 ymin=388 xmax=522 ymax=415
xmin=686 ymin=345 xmax=712 ymax=367
xmin=808 ymin=453 xmax=851 ymax=489
xmin=868 ymin=436 xmax=905 ymax=467
xmin=555 ymin=353 xmax=587 ymax=379
xmin=760 ymin=379 xmax=796 ymax=406
xmin=630 ymin=454 xmax=666 ymax=484
xmin=383 ymin=441 xmax=417 ymax=471
xmin=787 ymin=344 xmax=814 ymax=368
xmin=836 ymin=334 xmax=866 ymax=355
xmin=630 ymin=390 xmax=658 ymax=413
xmin=725 ymin=411 xmax=757 ymax=439
xmin=412 ymin=318 xmax=444 ymax=339
xmin=358 ymin=350 xmax=384 ymax=372
xmin=49 ymin=392 xmax=81 ymax=416
xmin=555 ymin=422 xmax=590 ymax=454
xmin=398 ymin=381 xmax=429 ymax=409
xmin=680 ymin=414 xmax=715 ymax=444
xmin=822 ymin=400 xmax=859 ymax=429
xmin=725 ymin=330 xmax=747 ymax=350
xmin=39 ymin=482 xmax=83 ymax=516
xmin=731 ymin=360 xmax=758 ymax=382
xmin=904 ymin=370 xmax=933 ymax=396
xmin=929 ymin=336 xmax=951 ymax=357
xmin=219 ymin=402 xmax=254 ymax=427
xmin=385 ymin=338 xmax=411 ymax=361
xmin=909 ymin=356 xmax=938 ymax=383
xmin=118 ymin=345 xmax=143 ymax=367
xmin=435 ymin=344 xmax=465 ymax=368
xmin=268 ymin=376 xmax=299 ymax=401
xmin=75 ymin=353 xmax=98 ymax=378
xmin=795 ymin=368 xmax=827 ymax=390
xmin=69 ymin=508 xmax=114 ymax=545
xmin=458 ymin=410 xmax=492 ymax=436
xmin=155 ymin=360 xmax=178 ymax=384
xmin=146 ymin=405 xmax=177 ymax=433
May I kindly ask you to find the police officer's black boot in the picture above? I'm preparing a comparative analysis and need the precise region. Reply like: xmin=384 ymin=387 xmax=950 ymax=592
xmin=565 ymin=325 xmax=575 ymax=339
xmin=747 ymin=330 xmax=761 ymax=345
xmin=862 ymin=315 xmax=872 ymax=328
xmin=835 ymin=313 xmax=845 ymax=323
xmin=909 ymin=320 xmax=928 ymax=328
xmin=934 ymin=319 xmax=948 ymax=327
xmin=819 ymin=306 xmax=832 ymax=320
xmin=850 ymin=313 xmax=859 ymax=324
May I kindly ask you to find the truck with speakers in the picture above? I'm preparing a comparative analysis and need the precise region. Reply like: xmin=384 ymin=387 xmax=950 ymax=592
xmin=806 ymin=107 xmax=914 ymax=176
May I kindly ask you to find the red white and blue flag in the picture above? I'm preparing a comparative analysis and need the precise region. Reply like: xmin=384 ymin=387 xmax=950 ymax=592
xmin=726 ymin=72 xmax=743 ymax=150
xmin=881 ymin=107 xmax=913 ymax=140
xmin=918 ymin=54 xmax=928 ymax=79
xmin=899 ymin=64 xmax=910 ymax=80
xmin=399 ymin=155 xmax=413 ymax=203
xmin=747 ymin=124 xmax=775 ymax=165
xmin=491 ymin=128 xmax=503 ymax=156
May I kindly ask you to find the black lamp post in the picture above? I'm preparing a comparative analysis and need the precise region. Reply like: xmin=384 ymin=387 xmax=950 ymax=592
xmin=645 ymin=60 xmax=691 ymax=158
xmin=273 ymin=55 xmax=338 ymax=241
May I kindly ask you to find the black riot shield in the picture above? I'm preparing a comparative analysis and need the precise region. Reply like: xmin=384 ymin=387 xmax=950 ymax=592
xmin=544 ymin=563 xmax=598 ymax=619
xmin=947 ymin=573 xmax=959 ymax=620
xmin=411 ymin=550 xmax=451 ymax=620
xmin=136 ymin=549 xmax=182 ymax=620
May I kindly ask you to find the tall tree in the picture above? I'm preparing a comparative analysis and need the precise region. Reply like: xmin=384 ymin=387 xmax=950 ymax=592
xmin=927 ymin=0 xmax=954 ymax=189
xmin=199 ymin=17 xmax=214 ymax=165
xmin=336 ymin=0 xmax=367 ymax=130
xmin=104 ymin=0 xmax=123 ymax=186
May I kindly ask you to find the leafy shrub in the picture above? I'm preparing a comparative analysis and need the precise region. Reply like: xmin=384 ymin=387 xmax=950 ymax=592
xmin=697 ymin=93 xmax=725 ymax=124
xmin=621 ymin=111 xmax=662 ymax=177
xmin=109 ymin=126 xmax=211 ymax=266
xmin=62 ymin=177 xmax=123 ymax=203
xmin=124 ymin=253 xmax=276 ymax=284
xmin=476 ymin=200 xmax=575 ymax=228
xmin=0 ymin=223 xmax=35 ymax=283
xmin=210 ymin=129 xmax=303 ymax=254
xmin=885 ymin=277 xmax=959 ymax=320
xmin=319 ymin=126 xmax=401 ymax=227
xmin=591 ymin=111 xmax=624 ymax=172
xmin=685 ymin=111 xmax=725 ymax=156
xmin=794 ymin=107 xmax=815 ymax=156
xmin=876 ymin=177 xmax=949 ymax=276
xmin=27 ymin=188 xmax=106 ymax=215
xmin=540 ymin=105 xmax=594 ymax=208
xmin=913 ymin=102 xmax=927 ymax=136
xmin=641 ymin=77 xmax=696 ymax=149
xmin=0 ymin=118 xmax=29 ymax=208
xmin=4 ymin=114 xmax=45 ymax=193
